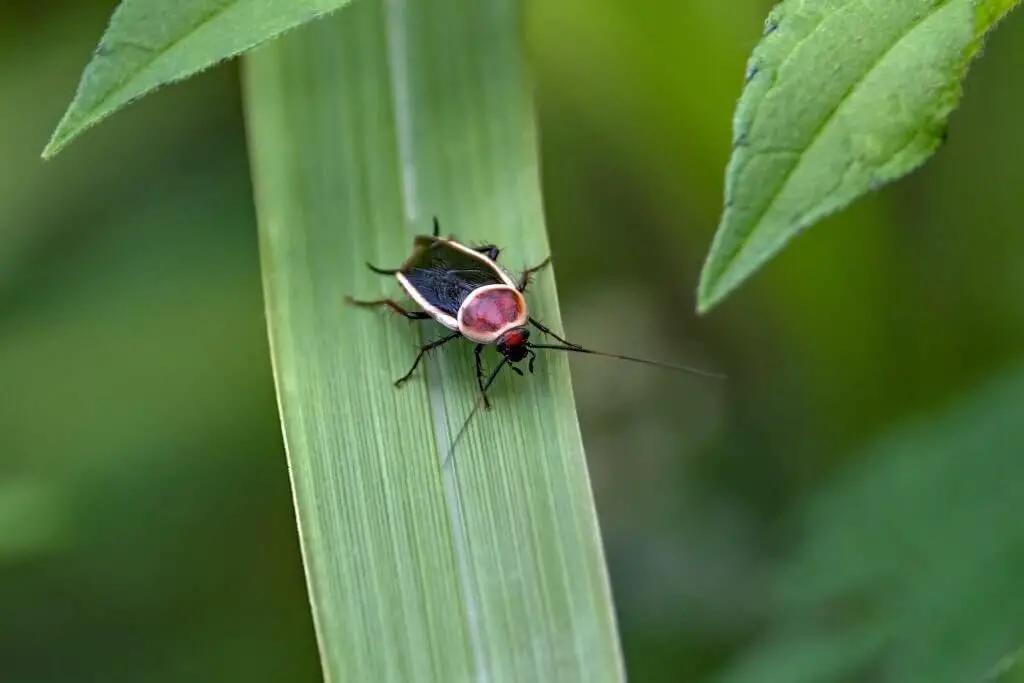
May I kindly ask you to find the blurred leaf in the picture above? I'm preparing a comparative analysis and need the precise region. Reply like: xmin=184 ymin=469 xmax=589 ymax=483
xmin=0 ymin=1 xmax=237 ymax=290
xmin=984 ymin=647 xmax=1024 ymax=682
xmin=42 ymin=0 xmax=352 ymax=158
xmin=0 ymin=110 xmax=319 ymax=682
xmin=0 ymin=480 xmax=65 ymax=561
xmin=243 ymin=0 xmax=624 ymax=681
xmin=716 ymin=364 xmax=1024 ymax=683
xmin=697 ymin=0 xmax=1022 ymax=312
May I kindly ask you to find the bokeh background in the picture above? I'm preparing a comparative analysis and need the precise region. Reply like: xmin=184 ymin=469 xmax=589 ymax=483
xmin=3 ymin=1 xmax=1023 ymax=681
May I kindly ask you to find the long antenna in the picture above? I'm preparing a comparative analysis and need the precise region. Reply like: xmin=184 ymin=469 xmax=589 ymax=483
xmin=528 ymin=343 xmax=726 ymax=379
xmin=442 ymin=356 xmax=510 ymax=468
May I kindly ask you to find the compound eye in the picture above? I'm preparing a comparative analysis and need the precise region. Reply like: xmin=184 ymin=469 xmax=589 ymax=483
xmin=497 ymin=328 xmax=530 ymax=361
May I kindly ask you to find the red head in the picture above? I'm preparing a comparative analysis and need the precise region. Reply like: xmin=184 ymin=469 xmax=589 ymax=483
xmin=496 ymin=327 xmax=530 ymax=362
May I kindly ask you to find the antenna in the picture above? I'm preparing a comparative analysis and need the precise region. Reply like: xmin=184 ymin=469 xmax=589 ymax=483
xmin=528 ymin=343 xmax=726 ymax=380
xmin=442 ymin=356 xmax=510 ymax=468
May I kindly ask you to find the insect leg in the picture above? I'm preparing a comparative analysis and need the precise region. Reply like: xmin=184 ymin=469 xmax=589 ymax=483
xmin=394 ymin=331 xmax=461 ymax=386
xmin=365 ymin=263 xmax=400 ymax=276
xmin=517 ymin=256 xmax=552 ymax=291
xmin=529 ymin=316 xmax=583 ymax=349
xmin=474 ymin=344 xmax=492 ymax=409
xmin=344 ymin=297 xmax=431 ymax=320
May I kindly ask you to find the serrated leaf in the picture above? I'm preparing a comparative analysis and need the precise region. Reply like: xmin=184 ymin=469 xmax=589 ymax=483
xmin=243 ymin=0 xmax=625 ymax=680
xmin=42 ymin=0 xmax=352 ymax=158
xmin=697 ymin=0 xmax=1022 ymax=313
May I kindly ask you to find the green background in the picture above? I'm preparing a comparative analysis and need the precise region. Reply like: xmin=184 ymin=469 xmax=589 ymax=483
xmin=2 ymin=0 xmax=1022 ymax=681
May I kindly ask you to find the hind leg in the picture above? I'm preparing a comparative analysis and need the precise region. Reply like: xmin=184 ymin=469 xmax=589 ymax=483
xmin=365 ymin=262 xmax=400 ymax=276
xmin=344 ymin=297 xmax=430 ymax=320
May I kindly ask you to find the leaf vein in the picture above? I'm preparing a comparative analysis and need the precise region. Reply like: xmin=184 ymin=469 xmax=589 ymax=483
xmin=93 ymin=2 xmax=235 ymax=122
xmin=727 ymin=0 xmax=951 ymax=267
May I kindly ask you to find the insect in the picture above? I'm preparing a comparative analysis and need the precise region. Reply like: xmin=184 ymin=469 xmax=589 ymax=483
xmin=346 ymin=217 xmax=723 ymax=461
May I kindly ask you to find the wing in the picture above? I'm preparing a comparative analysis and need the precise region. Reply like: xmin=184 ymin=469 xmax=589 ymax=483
xmin=400 ymin=239 xmax=507 ymax=316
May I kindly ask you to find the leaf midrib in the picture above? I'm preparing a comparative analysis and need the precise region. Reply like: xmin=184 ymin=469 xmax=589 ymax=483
xmin=381 ymin=0 xmax=490 ymax=678
xmin=717 ymin=0 xmax=954 ymax=285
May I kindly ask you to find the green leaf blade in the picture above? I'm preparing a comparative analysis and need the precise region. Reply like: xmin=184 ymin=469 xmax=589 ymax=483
xmin=697 ymin=0 xmax=1021 ymax=313
xmin=42 ymin=0 xmax=352 ymax=159
xmin=244 ymin=0 xmax=625 ymax=680
xmin=245 ymin=8 xmax=474 ymax=680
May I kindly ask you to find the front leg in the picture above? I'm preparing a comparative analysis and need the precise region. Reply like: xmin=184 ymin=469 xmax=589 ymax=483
xmin=529 ymin=316 xmax=583 ymax=349
xmin=517 ymin=256 xmax=552 ymax=291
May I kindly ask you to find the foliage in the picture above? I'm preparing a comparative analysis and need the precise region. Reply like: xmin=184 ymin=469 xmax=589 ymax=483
xmin=717 ymin=365 xmax=1024 ymax=683
xmin=26 ymin=0 xmax=1024 ymax=681
xmin=42 ymin=0 xmax=353 ymax=158
xmin=698 ymin=0 xmax=1022 ymax=311
xmin=242 ymin=0 xmax=623 ymax=679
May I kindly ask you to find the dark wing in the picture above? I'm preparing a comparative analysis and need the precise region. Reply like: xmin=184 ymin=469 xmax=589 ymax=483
xmin=402 ymin=239 xmax=505 ymax=316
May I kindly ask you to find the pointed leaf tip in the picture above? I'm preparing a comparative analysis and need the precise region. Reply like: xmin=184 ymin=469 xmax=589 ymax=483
xmin=42 ymin=0 xmax=353 ymax=159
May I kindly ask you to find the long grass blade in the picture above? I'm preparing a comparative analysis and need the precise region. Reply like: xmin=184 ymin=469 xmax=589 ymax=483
xmin=243 ymin=0 xmax=625 ymax=680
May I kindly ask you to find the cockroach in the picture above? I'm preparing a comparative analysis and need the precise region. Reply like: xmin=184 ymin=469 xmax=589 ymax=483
xmin=346 ymin=217 xmax=723 ymax=463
